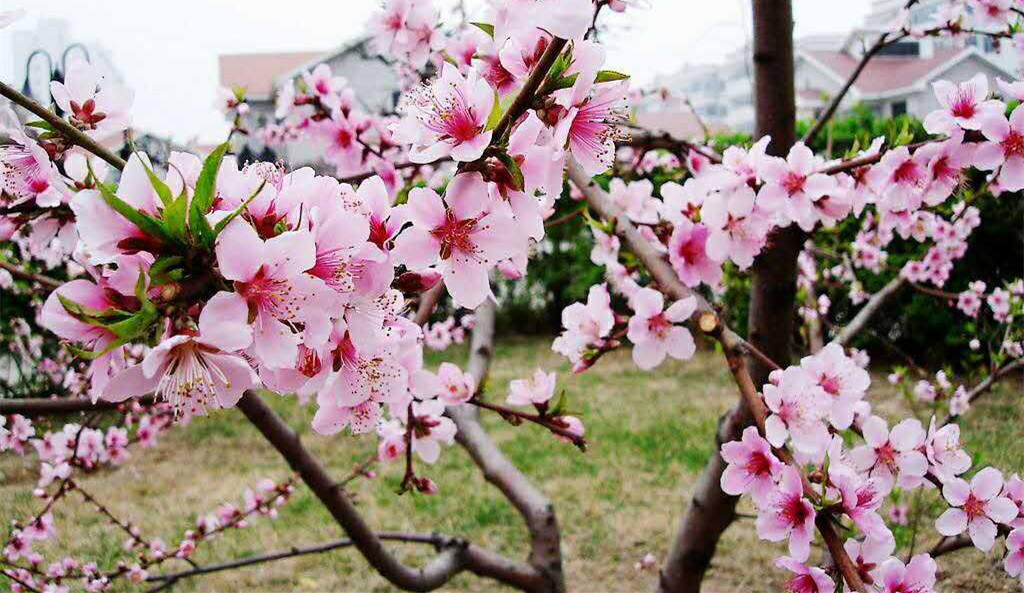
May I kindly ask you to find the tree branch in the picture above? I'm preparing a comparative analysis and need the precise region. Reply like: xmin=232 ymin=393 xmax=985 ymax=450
xmin=0 ymin=80 xmax=127 ymax=171
xmin=236 ymin=391 xmax=544 ymax=592
xmin=568 ymin=159 xmax=867 ymax=592
xmin=447 ymin=300 xmax=566 ymax=592
xmin=0 ymin=259 xmax=62 ymax=289
xmin=832 ymin=276 xmax=906 ymax=347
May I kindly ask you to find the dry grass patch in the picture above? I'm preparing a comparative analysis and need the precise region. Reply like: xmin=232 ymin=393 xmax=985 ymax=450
xmin=1 ymin=337 xmax=1020 ymax=592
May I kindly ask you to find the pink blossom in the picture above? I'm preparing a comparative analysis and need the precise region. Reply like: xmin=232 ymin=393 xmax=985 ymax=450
xmin=0 ymin=130 xmax=64 ymax=207
xmin=833 ymin=471 xmax=887 ymax=539
xmin=393 ymin=173 xmax=519 ymax=308
xmin=1004 ymin=474 xmax=1024 ymax=528
xmin=720 ymin=426 xmax=784 ymax=505
xmin=888 ymin=504 xmax=909 ymax=526
xmin=437 ymin=362 xmax=476 ymax=405
xmin=762 ymin=367 xmax=830 ymax=457
xmin=925 ymin=417 xmax=972 ymax=482
xmin=507 ymin=368 xmax=557 ymax=407
xmin=876 ymin=555 xmax=938 ymax=593
xmin=849 ymin=416 xmax=928 ymax=492
xmin=39 ymin=279 xmax=126 ymax=401
xmin=552 ymin=283 xmax=616 ymax=364
xmin=756 ymin=466 xmax=816 ymax=561
xmin=214 ymin=222 xmax=336 ymax=368
xmin=974 ymin=105 xmax=1024 ymax=192
xmin=1006 ymin=528 xmax=1024 ymax=578
xmin=798 ymin=344 xmax=869 ymax=430
xmin=923 ymin=74 xmax=1004 ymax=134
xmin=71 ymin=153 xmax=161 ymax=264
xmin=392 ymin=63 xmax=493 ymax=163
xmin=49 ymin=62 xmax=133 ymax=141
xmin=608 ymin=178 xmax=660 ymax=224
xmin=845 ymin=534 xmax=895 ymax=587
xmin=554 ymin=80 xmax=628 ymax=176
xmin=626 ymin=288 xmax=697 ymax=370
xmin=756 ymin=142 xmax=836 ymax=230
xmin=775 ymin=557 xmax=833 ymax=593
xmin=406 ymin=399 xmax=457 ymax=463
xmin=667 ymin=219 xmax=721 ymax=288
xmin=103 ymin=297 xmax=258 ymax=418
xmin=935 ymin=467 xmax=1019 ymax=551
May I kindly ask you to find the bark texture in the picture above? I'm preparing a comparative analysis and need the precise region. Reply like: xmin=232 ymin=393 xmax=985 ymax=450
xmin=657 ymin=2 xmax=799 ymax=591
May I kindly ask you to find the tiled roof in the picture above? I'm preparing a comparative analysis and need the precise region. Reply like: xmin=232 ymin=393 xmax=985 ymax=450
xmin=803 ymin=48 xmax=964 ymax=95
xmin=634 ymin=110 xmax=723 ymax=141
xmin=218 ymin=51 xmax=325 ymax=97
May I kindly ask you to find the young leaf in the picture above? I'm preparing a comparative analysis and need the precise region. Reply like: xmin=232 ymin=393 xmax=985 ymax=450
xmin=496 ymin=151 xmax=525 ymax=192
xmin=594 ymin=70 xmax=629 ymax=83
xmin=193 ymin=142 xmax=230 ymax=214
xmin=470 ymin=22 xmax=495 ymax=38
xmin=163 ymin=191 xmax=189 ymax=241
xmin=24 ymin=120 xmax=57 ymax=133
xmin=485 ymin=88 xmax=503 ymax=131
xmin=95 ymin=179 xmax=173 ymax=245
xmin=139 ymin=157 xmax=175 ymax=208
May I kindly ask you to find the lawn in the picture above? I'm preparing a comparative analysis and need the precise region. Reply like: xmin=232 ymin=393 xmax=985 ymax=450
xmin=1 ymin=337 xmax=1021 ymax=592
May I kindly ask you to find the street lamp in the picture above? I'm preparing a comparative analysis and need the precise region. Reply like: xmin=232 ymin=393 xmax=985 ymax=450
xmin=20 ymin=43 xmax=91 ymax=115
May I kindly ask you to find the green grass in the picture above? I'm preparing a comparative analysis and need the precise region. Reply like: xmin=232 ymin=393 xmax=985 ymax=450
xmin=1 ymin=337 xmax=1021 ymax=592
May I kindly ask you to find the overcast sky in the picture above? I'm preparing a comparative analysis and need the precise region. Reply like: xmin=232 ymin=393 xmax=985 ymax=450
xmin=0 ymin=0 xmax=873 ymax=144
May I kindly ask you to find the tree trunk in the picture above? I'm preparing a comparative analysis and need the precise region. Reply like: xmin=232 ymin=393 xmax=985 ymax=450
xmin=657 ymin=2 xmax=798 ymax=591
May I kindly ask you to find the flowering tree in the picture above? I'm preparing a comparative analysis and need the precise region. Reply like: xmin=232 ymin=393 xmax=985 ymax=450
xmin=1 ymin=0 xmax=1023 ymax=592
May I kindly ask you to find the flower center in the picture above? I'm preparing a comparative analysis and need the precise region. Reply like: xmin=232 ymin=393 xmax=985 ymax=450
xmin=950 ymin=88 xmax=977 ymax=119
xmin=1002 ymin=131 xmax=1024 ymax=158
xmin=432 ymin=212 xmax=479 ymax=260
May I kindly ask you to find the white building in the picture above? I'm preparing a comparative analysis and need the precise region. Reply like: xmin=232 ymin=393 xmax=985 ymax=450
xmin=218 ymin=38 xmax=400 ymax=169
xmin=643 ymin=0 xmax=1019 ymax=133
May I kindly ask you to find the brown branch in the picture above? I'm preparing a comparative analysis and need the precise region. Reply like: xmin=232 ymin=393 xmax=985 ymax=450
xmin=0 ymin=259 xmax=62 ymax=289
xmin=448 ymin=300 xmax=565 ymax=592
xmin=939 ymin=358 xmax=1024 ymax=426
xmin=0 ymin=80 xmax=127 ymax=171
xmin=832 ymin=276 xmax=907 ymax=347
xmin=802 ymin=31 xmax=903 ymax=146
xmin=0 ymin=395 xmax=155 ymax=417
xmin=236 ymin=391 xmax=544 ymax=592
xmin=468 ymin=397 xmax=586 ymax=451
xmin=145 ymin=532 xmax=459 ymax=586
xmin=491 ymin=38 xmax=569 ymax=145
xmin=413 ymin=284 xmax=445 ymax=327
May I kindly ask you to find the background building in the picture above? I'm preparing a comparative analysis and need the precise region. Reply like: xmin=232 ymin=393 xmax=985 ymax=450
xmin=219 ymin=39 xmax=400 ymax=169
xmin=640 ymin=0 xmax=1019 ymax=133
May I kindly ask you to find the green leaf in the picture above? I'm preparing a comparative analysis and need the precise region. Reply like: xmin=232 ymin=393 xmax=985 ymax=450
xmin=139 ymin=157 xmax=175 ymax=209
xmin=496 ymin=151 xmax=525 ymax=192
xmin=24 ymin=120 xmax=57 ymax=132
xmin=150 ymin=255 xmax=184 ymax=277
xmin=163 ymin=191 xmax=189 ymax=240
xmin=470 ymin=22 xmax=494 ymax=38
xmin=193 ymin=143 xmax=230 ymax=214
xmin=106 ymin=307 xmax=158 ymax=340
xmin=57 ymin=293 xmax=123 ymax=323
xmin=95 ymin=178 xmax=173 ymax=245
xmin=212 ymin=179 xmax=267 ymax=237
xmin=67 ymin=338 xmax=130 ymax=361
xmin=549 ymin=72 xmax=579 ymax=92
xmin=594 ymin=70 xmax=630 ymax=83
xmin=485 ymin=88 xmax=503 ymax=131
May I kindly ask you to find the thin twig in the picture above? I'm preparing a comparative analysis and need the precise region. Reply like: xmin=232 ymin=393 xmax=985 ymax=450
xmin=0 ymin=80 xmax=126 ymax=170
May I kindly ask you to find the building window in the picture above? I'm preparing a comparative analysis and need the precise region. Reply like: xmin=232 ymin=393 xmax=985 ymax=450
xmin=878 ymin=42 xmax=920 ymax=57
xmin=891 ymin=100 xmax=908 ymax=117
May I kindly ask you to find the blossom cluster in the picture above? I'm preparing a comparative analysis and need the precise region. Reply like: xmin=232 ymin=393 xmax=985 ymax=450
xmin=721 ymin=345 xmax=1024 ymax=591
